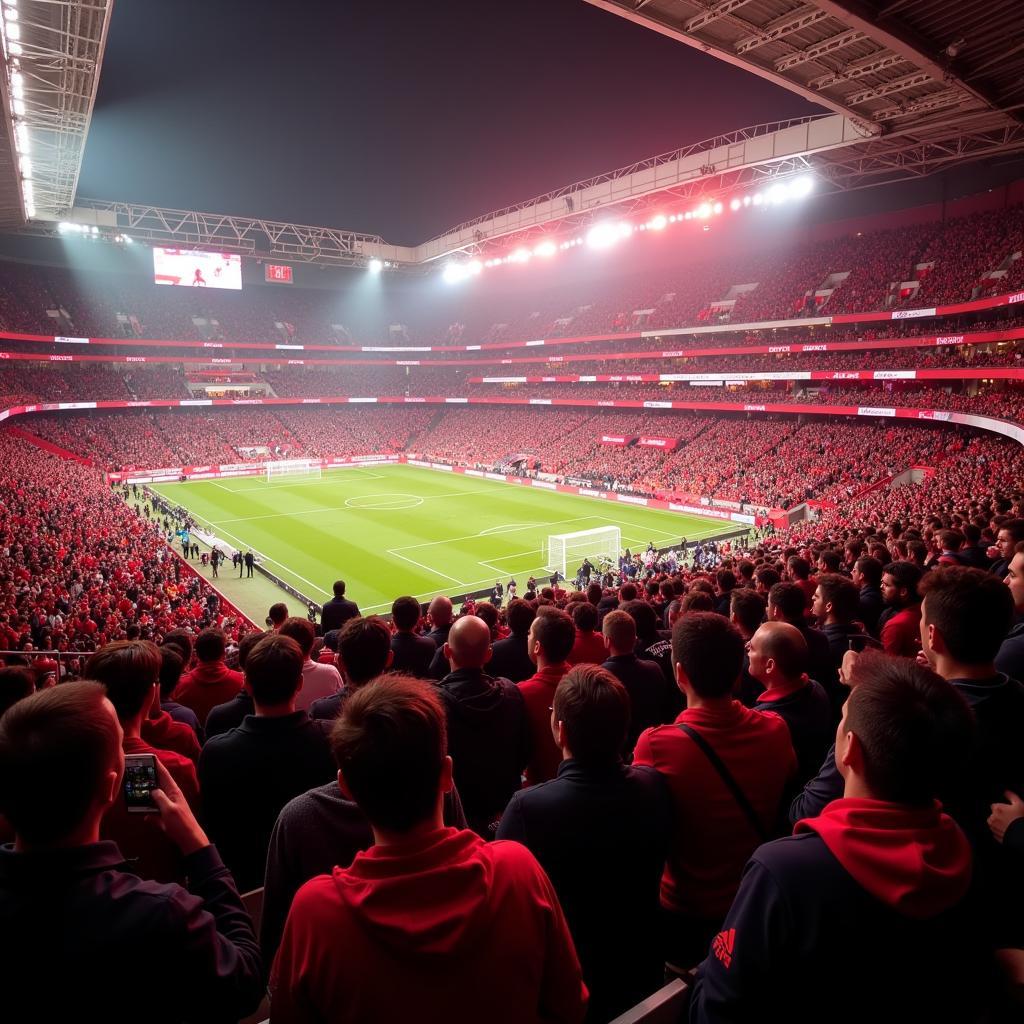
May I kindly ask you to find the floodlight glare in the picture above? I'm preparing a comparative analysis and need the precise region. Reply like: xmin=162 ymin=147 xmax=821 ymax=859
xmin=533 ymin=240 xmax=557 ymax=258
xmin=789 ymin=176 xmax=814 ymax=199
xmin=752 ymin=193 xmax=764 ymax=206
xmin=695 ymin=203 xmax=712 ymax=219
xmin=586 ymin=222 xmax=619 ymax=249
xmin=648 ymin=214 xmax=668 ymax=231
xmin=508 ymin=247 xmax=531 ymax=263
xmin=729 ymin=198 xmax=741 ymax=212
xmin=442 ymin=263 xmax=469 ymax=284
xmin=712 ymin=202 xmax=723 ymax=215
xmin=367 ymin=258 xmax=384 ymax=274
xmin=767 ymin=183 xmax=788 ymax=205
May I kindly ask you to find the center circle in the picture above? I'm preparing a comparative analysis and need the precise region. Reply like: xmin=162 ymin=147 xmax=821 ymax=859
xmin=344 ymin=493 xmax=424 ymax=511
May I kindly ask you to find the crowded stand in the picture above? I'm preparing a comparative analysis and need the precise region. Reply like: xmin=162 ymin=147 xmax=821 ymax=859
xmin=5 ymin=165 xmax=1024 ymax=1024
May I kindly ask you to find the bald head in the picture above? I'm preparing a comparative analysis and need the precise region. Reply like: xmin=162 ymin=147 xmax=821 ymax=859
xmin=428 ymin=595 xmax=453 ymax=628
xmin=444 ymin=614 xmax=492 ymax=670
xmin=748 ymin=621 xmax=808 ymax=685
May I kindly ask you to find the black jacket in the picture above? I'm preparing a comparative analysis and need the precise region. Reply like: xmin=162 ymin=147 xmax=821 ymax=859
xmin=488 ymin=632 xmax=536 ymax=683
xmin=857 ymin=585 xmax=885 ymax=636
xmin=753 ymin=681 xmax=833 ymax=786
xmin=390 ymin=631 xmax=436 ymax=678
xmin=319 ymin=596 xmax=360 ymax=634
xmin=435 ymin=667 xmax=531 ymax=835
xmin=602 ymin=653 xmax=676 ymax=753
xmin=204 ymin=691 xmax=254 ymax=738
xmin=0 ymin=842 xmax=263 ymax=1023
xmin=198 ymin=712 xmax=336 ymax=892
xmin=497 ymin=760 xmax=672 ymax=1023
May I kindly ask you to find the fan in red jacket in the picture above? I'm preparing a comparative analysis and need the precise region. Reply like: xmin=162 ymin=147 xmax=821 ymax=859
xmin=271 ymin=674 xmax=587 ymax=1024
xmin=690 ymin=654 xmax=986 ymax=1024
xmin=173 ymin=628 xmax=244 ymax=727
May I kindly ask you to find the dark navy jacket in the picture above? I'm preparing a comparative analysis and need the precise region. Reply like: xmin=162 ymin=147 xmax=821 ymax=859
xmin=488 ymin=632 xmax=536 ymax=683
xmin=602 ymin=653 xmax=675 ymax=754
xmin=753 ymin=681 xmax=833 ymax=787
xmin=0 ymin=842 xmax=263 ymax=1023
xmin=497 ymin=760 xmax=672 ymax=1023
xmin=689 ymin=831 xmax=986 ymax=1024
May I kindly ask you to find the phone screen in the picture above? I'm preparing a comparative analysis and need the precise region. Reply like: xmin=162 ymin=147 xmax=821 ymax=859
xmin=123 ymin=756 xmax=158 ymax=813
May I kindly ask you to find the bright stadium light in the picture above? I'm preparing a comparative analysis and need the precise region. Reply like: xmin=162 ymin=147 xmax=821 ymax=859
xmin=695 ymin=203 xmax=712 ymax=219
xmin=508 ymin=247 xmax=531 ymax=263
xmin=533 ymin=240 xmax=557 ymax=258
xmin=442 ymin=262 xmax=469 ymax=284
xmin=712 ymin=201 xmax=723 ymax=215
xmin=788 ymin=175 xmax=814 ymax=199
xmin=367 ymin=258 xmax=384 ymax=274
xmin=752 ymin=192 xmax=764 ymax=206
xmin=766 ymin=183 xmax=788 ymax=205
xmin=586 ymin=222 xmax=619 ymax=249
xmin=466 ymin=259 xmax=482 ymax=275
xmin=729 ymin=198 xmax=741 ymax=212
xmin=648 ymin=214 xmax=668 ymax=231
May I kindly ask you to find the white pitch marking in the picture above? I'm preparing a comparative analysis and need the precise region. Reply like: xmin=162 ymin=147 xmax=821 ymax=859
xmin=386 ymin=548 xmax=465 ymax=585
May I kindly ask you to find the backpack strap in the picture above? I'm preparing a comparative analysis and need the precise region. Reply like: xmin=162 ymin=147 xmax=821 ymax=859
xmin=677 ymin=723 xmax=769 ymax=843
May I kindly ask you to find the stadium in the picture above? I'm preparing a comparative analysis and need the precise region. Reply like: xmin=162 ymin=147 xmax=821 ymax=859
xmin=1 ymin=0 xmax=1023 ymax=1021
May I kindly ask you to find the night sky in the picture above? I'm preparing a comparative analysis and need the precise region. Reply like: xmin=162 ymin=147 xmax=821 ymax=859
xmin=77 ymin=0 xmax=823 ymax=244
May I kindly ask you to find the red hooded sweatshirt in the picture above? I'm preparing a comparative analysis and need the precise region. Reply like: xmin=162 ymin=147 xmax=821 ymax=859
xmin=270 ymin=826 xmax=587 ymax=1024
xmin=795 ymin=797 xmax=972 ymax=917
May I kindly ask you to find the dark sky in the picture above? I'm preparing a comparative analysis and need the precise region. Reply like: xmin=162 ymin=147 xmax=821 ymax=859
xmin=77 ymin=0 xmax=824 ymax=245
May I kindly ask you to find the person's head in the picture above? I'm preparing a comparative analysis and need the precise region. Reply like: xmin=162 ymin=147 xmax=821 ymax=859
xmin=444 ymin=614 xmax=492 ymax=671
xmin=0 ymin=666 xmax=35 ymax=718
xmin=571 ymin=600 xmax=599 ymax=635
xmin=602 ymin=609 xmax=637 ymax=657
xmin=428 ymin=595 xmax=453 ymax=629
xmin=881 ymin=561 xmax=922 ymax=609
xmin=747 ymin=622 xmax=808 ymax=688
xmin=391 ymin=596 xmax=422 ymax=633
xmin=620 ymin=598 xmax=658 ymax=640
xmin=551 ymin=664 xmax=630 ymax=765
xmin=786 ymin=555 xmax=811 ymax=582
xmin=619 ymin=582 xmax=638 ymax=602
xmin=244 ymin=633 xmax=304 ymax=709
xmin=812 ymin=574 xmax=860 ymax=625
xmin=162 ymin=629 xmax=193 ymax=664
xmin=1004 ymin=541 xmax=1024 ymax=614
xmin=268 ymin=603 xmax=289 ymax=629
xmin=919 ymin=566 xmax=1014 ymax=671
xmin=730 ymin=589 xmax=766 ymax=639
xmin=766 ymin=581 xmax=807 ymax=625
xmin=852 ymin=556 xmax=883 ymax=589
xmin=818 ymin=549 xmax=842 ymax=573
xmin=332 ymin=580 xmax=347 ymax=599
xmin=157 ymin=644 xmax=185 ymax=700
xmin=85 ymin=640 xmax=161 ymax=724
xmin=586 ymin=582 xmax=602 ymax=606
xmin=671 ymin=612 xmax=745 ymax=700
xmin=337 ymin=616 xmax=393 ymax=686
xmin=278 ymin=617 xmax=316 ymax=659
xmin=754 ymin=567 xmax=781 ymax=595
xmin=938 ymin=529 xmax=964 ymax=553
xmin=527 ymin=607 xmax=576 ymax=667
xmin=996 ymin=519 xmax=1024 ymax=561
xmin=236 ymin=631 xmax=266 ymax=672
xmin=474 ymin=601 xmax=500 ymax=637
xmin=330 ymin=674 xmax=451 ymax=835
xmin=837 ymin=653 xmax=974 ymax=806
xmin=716 ymin=569 xmax=736 ymax=595
xmin=681 ymin=590 xmax=714 ymax=614
xmin=194 ymin=628 xmax=227 ymax=664
xmin=0 ymin=682 xmax=122 ymax=848
xmin=505 ymin=598 xmax=536 ymax=637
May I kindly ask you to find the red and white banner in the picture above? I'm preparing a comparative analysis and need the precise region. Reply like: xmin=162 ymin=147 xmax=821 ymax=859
xmin=599 ymin=435 xmax=634 ymax=446
xmin=637 ymin=436 xmax=679 ymax=450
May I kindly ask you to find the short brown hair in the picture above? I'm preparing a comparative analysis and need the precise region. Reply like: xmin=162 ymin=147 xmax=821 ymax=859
xmin=817 ymin=574 xmax=860 ymax=623
xmin=86 ymin=640 xmax=161 ymax=721
xmin=845 ymin=653 xmax=974 ymax=805
xmin=330 ymin=674 xmax=446 ymax=832
xmin=278 ymin=617 xmax=316 ymax=657
xmin=531 ymin=607 xmax=576 ymax=663
xmin=244 ymin=634 xmax=304 ymax=706
xmin=0 ymin=666 xmax=35 ymax=717
xmin=672 ymin=613 xmax=744 ymax=698
xmin=920 ymin=565 xmax=1013 ymax=664
xmin=553 ymin=664 xmax=630 ymax=765
xmin=338 ymin=616 xmax=392 ymax=686
xmin=194 ymin=628 xmax=227 ymax=663
xmin=0 ymin=682 xmax=120 ymax=845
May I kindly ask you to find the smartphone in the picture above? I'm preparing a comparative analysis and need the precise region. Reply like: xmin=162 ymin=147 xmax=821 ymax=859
xmin=123 ymin=753 xmax=159 ymax=813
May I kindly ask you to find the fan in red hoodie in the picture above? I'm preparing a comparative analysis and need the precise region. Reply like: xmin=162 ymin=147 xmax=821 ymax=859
xmin=690 ymin=654 xmax=989 ymax=1024
xmin=271 ymin=674 xmax=587 ymax=1024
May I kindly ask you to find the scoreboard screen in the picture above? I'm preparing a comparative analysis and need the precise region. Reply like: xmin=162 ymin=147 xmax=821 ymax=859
xmin=153 ymin=248 xmax=242 ymax=290
xmin=264 ymin=264 xmax=293 ymax=284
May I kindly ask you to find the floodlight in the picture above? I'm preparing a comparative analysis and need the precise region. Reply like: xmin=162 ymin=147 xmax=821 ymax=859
xmin=368 ymin=258 xmax=384 ymax=274
xmin=533 ymin=240 xmax=557 ymax=258
xmin=695 ymin=203 xmax=712 ymax=219
xmin=648 ymin=214 xmax=667 ymax=231
xmin=509 ymin=247 xmax=531 ymax=263
xmin=586 ymin=222 xmax=619 ymax=249
xmin=729 ymin=198 xmax=741 ymax=212
xmin=743 ymin=196 xmax=751 ymax=207
xmin=712 ymin=202 xmax=723 ymax=215
xmin=442 ymin=263 xmax=468 ymax=284
xmin=767 ymin=183 xmax=788 ymax=205
xmin=789 ymin=176 xmax=814 ymax=199
xmin=466 ymin=260 xmax=482 ymax=275
xmin=752 ymin=193 xmax=764 ymax=206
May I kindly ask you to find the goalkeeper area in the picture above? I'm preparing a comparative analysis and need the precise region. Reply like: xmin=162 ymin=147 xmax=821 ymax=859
xmin=149 ymin=463 xmax=739 ymax=617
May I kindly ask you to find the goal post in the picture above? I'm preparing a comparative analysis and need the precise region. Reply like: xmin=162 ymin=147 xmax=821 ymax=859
xmin=543 ymin=525 xmax=621 ymax=579
xmin=265 ymin=458 xmax=322 ymax=484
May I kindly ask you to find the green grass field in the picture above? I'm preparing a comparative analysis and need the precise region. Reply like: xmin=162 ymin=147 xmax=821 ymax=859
xmin=151 ymin=463 xmax=739 ymax=616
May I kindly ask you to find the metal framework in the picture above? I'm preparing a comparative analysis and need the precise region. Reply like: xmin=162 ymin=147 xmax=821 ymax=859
xmin=0 ymin=0 xmax=112 ymax=225
xmin=2 ymin=0 xmax=1024 ymax=268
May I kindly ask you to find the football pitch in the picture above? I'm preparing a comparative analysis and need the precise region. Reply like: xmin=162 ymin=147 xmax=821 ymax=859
xmin=151 ymin=463 xmax=739 ymax=616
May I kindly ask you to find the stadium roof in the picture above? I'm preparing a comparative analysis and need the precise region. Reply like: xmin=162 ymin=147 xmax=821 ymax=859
xmin=0 ymin=0 xmax=113 ymax=226
xmin=584 ymin=0 xmax=1023 ymax=131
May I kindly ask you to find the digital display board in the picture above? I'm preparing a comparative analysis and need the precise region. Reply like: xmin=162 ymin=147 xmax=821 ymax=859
xmin=264 ymin=264 xmax=293 ymax=284
xmin=153 ymin=247 xmax=242 ymax=290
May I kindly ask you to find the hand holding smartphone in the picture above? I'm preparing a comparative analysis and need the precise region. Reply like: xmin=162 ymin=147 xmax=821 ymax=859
xmin=123 ymin=755 xmax=209 ymax=856
xmin=123 ymin=753 xmax=159 ymax=813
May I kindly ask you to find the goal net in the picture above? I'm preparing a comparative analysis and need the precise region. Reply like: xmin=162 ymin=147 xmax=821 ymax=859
xmin=543 ymin=525 xmax=621 ymax=579
xmin=265 ymin=459 xmax=322 ymax=484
